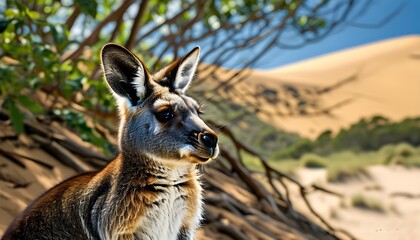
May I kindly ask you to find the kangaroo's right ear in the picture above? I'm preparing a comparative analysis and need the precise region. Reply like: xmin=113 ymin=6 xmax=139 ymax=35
xmin=101 ymin=44 xmax=148 ymax=107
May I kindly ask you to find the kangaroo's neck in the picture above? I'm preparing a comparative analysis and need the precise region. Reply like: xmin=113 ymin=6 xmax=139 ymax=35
xmin=115 ymin=152 xmax=197 ymax=188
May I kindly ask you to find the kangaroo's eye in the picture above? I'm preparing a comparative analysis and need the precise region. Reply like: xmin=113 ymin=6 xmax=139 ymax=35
xmin=155 ymin=109 xmax=174 ymax=122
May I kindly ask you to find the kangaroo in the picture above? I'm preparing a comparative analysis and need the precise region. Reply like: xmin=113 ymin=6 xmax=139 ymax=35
xmin=2 ymin=44 xmax=219 ymax=240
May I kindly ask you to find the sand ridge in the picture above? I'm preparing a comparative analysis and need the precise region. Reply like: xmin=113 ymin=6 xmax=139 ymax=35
xmin=239 ymin=35 xmax=420 ymax=138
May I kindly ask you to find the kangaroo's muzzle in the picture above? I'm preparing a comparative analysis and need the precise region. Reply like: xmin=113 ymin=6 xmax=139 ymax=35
xmin=186 ymin=130 xmax=218 ymax=163
xmin=198 ymin=131 xmax=218 ymax=156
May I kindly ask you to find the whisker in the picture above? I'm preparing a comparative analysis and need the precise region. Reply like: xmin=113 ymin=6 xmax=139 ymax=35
xmin=212 ymin=110 xmax=251 ymax=131
xmin=198 ymin=93 xmax=217 ymax=107
xmin=214 ymin=120 xmax=237 ymax=131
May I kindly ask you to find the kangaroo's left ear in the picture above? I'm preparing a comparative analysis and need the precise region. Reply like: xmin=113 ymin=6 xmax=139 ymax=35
xmin=173 ymin=47 xmax=200 ymax=93
xmin=101 ymin=44 xmax=149 ymax=108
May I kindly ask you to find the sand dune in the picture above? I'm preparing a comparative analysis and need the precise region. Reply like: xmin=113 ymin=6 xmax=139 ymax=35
xmin=293 ymin=166 xmax=420 ymax=240
xmin=244 ymin=35 xmax=420 ymax=138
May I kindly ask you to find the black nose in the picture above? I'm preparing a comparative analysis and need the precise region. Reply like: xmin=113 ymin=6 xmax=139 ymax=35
xmin=199 ymin=132 xmax=218 ymax=149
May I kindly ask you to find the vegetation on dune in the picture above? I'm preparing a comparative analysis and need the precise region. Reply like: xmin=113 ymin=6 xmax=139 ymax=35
xmin=263 ymin=145 xmax=420 ymax=182
xmin=272 ymin=116 xmax=420 ymax=160
xmin=382 ymin=142 xmax=418 ymax=166
xmin=300 ymin=154 xmax=327 ymax=169
xmin=235 ymin=115 xmax=420 ymax=182
xmin=351 ymin=194 xmax=386 ymax=213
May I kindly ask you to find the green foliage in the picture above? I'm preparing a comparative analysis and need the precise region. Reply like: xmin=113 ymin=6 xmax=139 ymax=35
xmin=0 ymin=0 xmax=111 ymax=151
xmin=301 ymin=151 xmax=376 ymax=182
xmin=16 ymin=95 xmax=44 ymax=114
xmin=6 ymin=99 xmax=24 ymax=134
xmin=300 ymin=154 xmax=326 ymax=168
xmin=0 ymin=19 xmax=11 ymax=33
xmin=75 ymin=0 xmax=98 ymax=18
xmin=395 ymin=143 xmax=416 ymax=158
xmin=272 ymin=116 xmax=420 ymax=160
xmin=316 ymin=129 xmax=333 ymax=141
xmin=382 ymin=143 xmax=418 ymax=166
xmin=1 ymin=1 xmax=73 ymax=98
xmin=269 ymin=146 xmax=420 ymax=182
xmin=332 ymin=116 xmax=420 ymax=152
xmin=272 ymin=138 xmax=314 ymax=159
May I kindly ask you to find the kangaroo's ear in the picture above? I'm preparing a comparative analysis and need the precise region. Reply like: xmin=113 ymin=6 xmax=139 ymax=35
xmin=173 ymin=47 xmax=200 ymax=93
xmin=101 ymin=44 xmax=148 ymax=107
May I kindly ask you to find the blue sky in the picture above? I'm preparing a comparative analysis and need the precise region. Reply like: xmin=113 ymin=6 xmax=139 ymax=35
xmin=253 ymin=0 xmax=420 ymax=70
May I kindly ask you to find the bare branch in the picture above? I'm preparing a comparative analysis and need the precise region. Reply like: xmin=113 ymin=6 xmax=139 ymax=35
xmin=125 ymin=0 xmax=150 ymax=49
xmin=65 ymin=5 xmax=81 ymax=31
xmin=60 ymin=0 xmax=134 ymax=62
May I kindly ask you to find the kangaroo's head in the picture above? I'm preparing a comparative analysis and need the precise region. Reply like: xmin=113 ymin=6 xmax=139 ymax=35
xmin=101 ymin=44 xmax=218 ymax=164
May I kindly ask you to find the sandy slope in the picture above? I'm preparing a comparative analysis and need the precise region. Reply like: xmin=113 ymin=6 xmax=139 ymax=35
xmin=233 ymin=36 xmax=420 ymax=239
xmin=243 ymin=35 xmax=420 ymax=138
xmin=293 ymin=166 xmax=420 ymax=240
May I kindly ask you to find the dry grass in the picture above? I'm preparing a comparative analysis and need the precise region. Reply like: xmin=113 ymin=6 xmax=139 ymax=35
xmin=351 ymin=194 xmax=386 ymax=213
xmin=264 ymin=145 xmax=420 ymax=182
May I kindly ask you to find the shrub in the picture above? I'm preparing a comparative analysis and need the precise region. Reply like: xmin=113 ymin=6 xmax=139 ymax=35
xmin=351 ymin=194 xmax=386 ymax=213
xmin=395 ymin=142 xmax=416 ymax=158
xmin=274 ymin=116 xmax=420 ymax=160
xmin=300 ymin=154 xmax=326 ymax=168
xmin=379 ymin=144 xmax=395 ymax=158
xmin=328 ymin=167 xmax=369 ymax=182
xmin=272 ymin=138 xmax=314 ymax=160
xmin=383 ymin=143 xmax=417 ymax=165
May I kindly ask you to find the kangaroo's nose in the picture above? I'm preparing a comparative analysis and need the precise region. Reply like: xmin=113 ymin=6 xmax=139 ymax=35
xmin=199 ymin=132 xmax=218 ymax=149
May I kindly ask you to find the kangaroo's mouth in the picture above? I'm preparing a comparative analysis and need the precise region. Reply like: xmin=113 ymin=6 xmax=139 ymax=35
xmin=180 ymin=144 xmax=219 ymax=164
xmin=190 ymin=146 xmax=219 ymax=163
xmin=191 ymin=154 xmax=210 ymax=162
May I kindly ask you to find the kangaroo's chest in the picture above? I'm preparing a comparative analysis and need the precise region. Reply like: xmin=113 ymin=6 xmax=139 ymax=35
xmin=134 ymin=185 xmax=190 ymax=240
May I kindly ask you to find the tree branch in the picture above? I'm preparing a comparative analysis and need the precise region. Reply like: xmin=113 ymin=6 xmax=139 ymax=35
xmin=60 ymin=0 xmax=134 ymax=62
xmin=125 ymin=0 xmax=150 ymax=49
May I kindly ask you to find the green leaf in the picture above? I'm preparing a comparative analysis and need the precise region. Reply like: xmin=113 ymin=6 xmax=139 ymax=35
xmin=7 ymin=100 xmax=25 ymax=135
xmin=318 ymin=19 xmax=326 ymax=27
xmin=298 ymin=15 xmax=308 ymax=26
xmin=51 ymin=25 xmax=68 ymax=51
xmin=25 ymin=9 xmax=41 ymax=19
xmin=0 ymin=19 xmax=11 ymax=33
xmin=17 ymin=95 xmax=44 ymax=114
xmin=4 ymin=8 xmax=18 ymax=18
xmin=75 ymin=0 xmax=98 ymax=18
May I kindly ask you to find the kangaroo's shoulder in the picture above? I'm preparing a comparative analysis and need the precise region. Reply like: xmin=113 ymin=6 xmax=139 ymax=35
xmin=2 ymin=171 xmax=98 ymax=239
xmin=40 ymin=171 xmax=98 ymax=201
xmin=20 ymin=171 xmax=98 ymax=214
